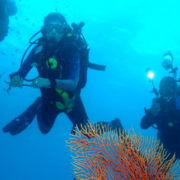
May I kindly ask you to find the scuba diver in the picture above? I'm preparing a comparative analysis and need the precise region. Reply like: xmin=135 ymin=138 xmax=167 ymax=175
xmin=3 ymin=12 xmax=107 ymax=135
xmin=0 ymin=0 xmax=17 ymax=41
xmin=141 ymin=76 xmax=180 ymax=159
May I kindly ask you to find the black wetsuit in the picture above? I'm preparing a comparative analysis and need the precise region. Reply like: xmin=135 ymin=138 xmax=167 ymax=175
xmin=3 ymin=36 xmax=88 ymax=135
xmin=141 ymin=96 xmax=180 ymax=159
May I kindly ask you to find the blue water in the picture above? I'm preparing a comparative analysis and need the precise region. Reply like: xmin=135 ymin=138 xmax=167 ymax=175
xmin=1 ymin=0 xmax=180 ymax=179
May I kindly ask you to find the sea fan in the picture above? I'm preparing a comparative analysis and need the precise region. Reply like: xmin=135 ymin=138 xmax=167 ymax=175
xmin=67 ymin=122 xmax=180 ymax=180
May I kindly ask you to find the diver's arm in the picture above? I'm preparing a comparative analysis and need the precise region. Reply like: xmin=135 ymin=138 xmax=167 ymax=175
xmin=54 ymin=51 xmax=80 ymax=91
xmin=141 ymin=109 xmax=154 ymax=129
xmin=17 ymin=46 xmax=40 ymax=79
xmin=141 ymin=109 xmax=158 ymax=129
xmin=141 ymin=98 xmax=161 ymax=129
xmin=32 ymin=77 xmax=78 ymax=90
xmin=10 ymin=46 xmax=39 ymax=87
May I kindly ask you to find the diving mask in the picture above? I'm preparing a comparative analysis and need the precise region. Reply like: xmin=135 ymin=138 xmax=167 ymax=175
xmin=43 ymin=23 xmax=66 ymax=34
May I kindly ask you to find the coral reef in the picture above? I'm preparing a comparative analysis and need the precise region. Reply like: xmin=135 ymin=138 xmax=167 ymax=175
xmin=67 ymin=123 xmax=180 ymax=180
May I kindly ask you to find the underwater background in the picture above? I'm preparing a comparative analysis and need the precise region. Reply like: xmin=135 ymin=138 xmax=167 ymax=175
xmin=1 ymin=0 xmax=180 ymax=179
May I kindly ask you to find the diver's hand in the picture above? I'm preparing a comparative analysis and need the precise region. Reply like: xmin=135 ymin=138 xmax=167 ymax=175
xmin=32 ymin=77 xmax=51 ymax=88
xmin=10 ymin=74 xmax=23 ymax=87
xmin=151 ymin=98 xmax=161 ymax=117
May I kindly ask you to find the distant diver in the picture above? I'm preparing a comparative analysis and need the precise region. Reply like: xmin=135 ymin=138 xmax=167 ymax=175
xmin=141 ymin=76 xmax=180 ymax=160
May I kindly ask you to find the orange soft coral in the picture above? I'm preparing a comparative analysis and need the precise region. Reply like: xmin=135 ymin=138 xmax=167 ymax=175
xmin=67 ymin=123 xmax=180 ymax=180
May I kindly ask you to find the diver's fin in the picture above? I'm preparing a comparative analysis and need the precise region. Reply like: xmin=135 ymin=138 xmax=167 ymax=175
xmin=3 ymin=117 xmax=30 ymax=135
xmin=3 ymin=97 xmax=41 ymax=135
xmin=3 ymin=119 xmax=18 ymax=133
